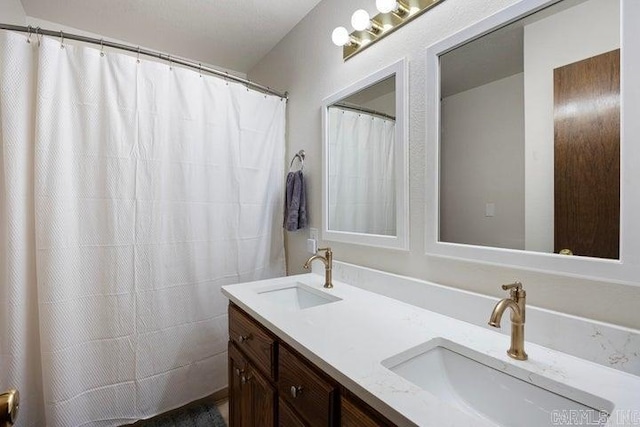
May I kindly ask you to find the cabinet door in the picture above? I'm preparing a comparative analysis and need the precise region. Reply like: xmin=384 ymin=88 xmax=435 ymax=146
xmin=279 ymin=398 xmax=308 ymax=427
xmin=229 ymin=342 xmax=247 ymax=426
xmin=229 ymin=342 xmax=276 ymax=426
xmin=245 ymin=363 xmax=276 ymax=426
xmin=341 ymin=395 xmax=394 ymax=427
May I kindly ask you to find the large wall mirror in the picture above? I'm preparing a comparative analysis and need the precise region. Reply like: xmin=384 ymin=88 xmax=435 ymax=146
xmin=322 ymin=59 xmax=409 ymax=250
xmin=426 ymin=0 xmax=640 ymax=283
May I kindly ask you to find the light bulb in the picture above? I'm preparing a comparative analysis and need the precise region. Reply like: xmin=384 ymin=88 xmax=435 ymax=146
xmin=331 ymin=26 xmax=350 ymax=46
xmin=351 ymin=9 xmax=371 ymax=31
xmin=376 ymin=0 xmax=398 ymax=14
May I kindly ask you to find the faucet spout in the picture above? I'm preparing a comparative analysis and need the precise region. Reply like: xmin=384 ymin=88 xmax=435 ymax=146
xmin=488 ymin=298 xmax=522 ymax=328
xmin=488 ymin=282 xmax=528 ymax=360
xmin=303 ymin=247 xmax=333 ymax=289
xmin=303 ymin=254 xmax=328 ymax=270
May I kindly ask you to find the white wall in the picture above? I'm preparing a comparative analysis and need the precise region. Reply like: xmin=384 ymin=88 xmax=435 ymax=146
xmin=441 ymin=73 xmax=525 ymax=250
xmin=0 ymin=0 xmax=26 ymax=24
xmin=247 ymin=0 xmax=639 ymax=330
xmin=360 ymin=91 xmax=395 ymax=117
xmin=524 ymin=0 xmax=620 ymax=252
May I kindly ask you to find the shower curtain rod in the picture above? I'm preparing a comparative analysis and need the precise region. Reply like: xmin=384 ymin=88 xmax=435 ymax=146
xmin=0 ymin=23 xmax=288 ymax=99
xmin=331 ymin=102 xmax=396 ymax=121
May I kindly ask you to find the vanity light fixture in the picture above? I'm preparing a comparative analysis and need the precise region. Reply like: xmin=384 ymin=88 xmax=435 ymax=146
xmin=332 ymin=0 xmax=446 ymax=60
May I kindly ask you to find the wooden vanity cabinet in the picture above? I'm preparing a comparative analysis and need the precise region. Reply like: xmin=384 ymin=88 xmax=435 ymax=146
xmin=228 ymin=302 xmax=394 ymax=426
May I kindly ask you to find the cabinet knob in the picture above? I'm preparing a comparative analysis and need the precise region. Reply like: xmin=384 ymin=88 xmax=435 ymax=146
xmin=234 ymin=368 xmax=244 ymax=377
xmin=237 ymin=335 xmax=250 ymax=343
xmin=241 ymin=375 xmax=252 ymax=385
xmin=290 ymin=385 xmax=303 ymax=399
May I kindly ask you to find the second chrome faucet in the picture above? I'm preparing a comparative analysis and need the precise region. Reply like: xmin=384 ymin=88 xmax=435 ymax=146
xmin=303 ymin=247 xmax=333 ymax=288
xmin=488 ymin=282 xmax=528 ymax=360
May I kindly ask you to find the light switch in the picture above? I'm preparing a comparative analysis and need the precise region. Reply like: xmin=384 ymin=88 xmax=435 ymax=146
xmin=485 ymin=203 xmax=495 ymax=217
xmin=307 ymin=238 xmax=317 ymax=254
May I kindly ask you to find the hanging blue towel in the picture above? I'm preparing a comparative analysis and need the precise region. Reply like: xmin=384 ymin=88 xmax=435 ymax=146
xmin=283 ymin=170 xmax=308 ymax=231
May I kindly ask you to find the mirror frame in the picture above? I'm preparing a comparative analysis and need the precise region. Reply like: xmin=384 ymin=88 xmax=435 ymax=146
xmin=322 ymin=59 xmax=409 ymax=250
xmin=425 ymin=0 xmax=640 ymax=285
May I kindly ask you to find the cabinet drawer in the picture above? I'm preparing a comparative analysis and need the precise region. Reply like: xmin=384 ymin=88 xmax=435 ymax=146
xmin=279 ymin=345 xmax=336 ymax=426
xmin=229 ymin=304 xmax=276 ymax=380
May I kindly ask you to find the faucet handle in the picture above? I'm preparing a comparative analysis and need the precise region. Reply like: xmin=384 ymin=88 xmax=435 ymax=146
xmin=501 ymin=282 xmax=522 ymax=291
xmin=502 ymin=282 xmax=525 ymax=298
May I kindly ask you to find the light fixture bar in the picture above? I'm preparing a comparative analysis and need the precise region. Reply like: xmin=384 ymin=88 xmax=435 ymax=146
xmin=343 ymin=0 xmax=446 ymax=61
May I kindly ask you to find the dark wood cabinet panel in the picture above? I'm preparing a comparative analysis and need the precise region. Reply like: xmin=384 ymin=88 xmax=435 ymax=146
xmin=228 ymin=341 xmax=276 ymax=426
xmin=229 ymin=303 xmax=277 ymax=380
xmin=278 ymin=345 xmax=337 ymax=426
xmin=246 ymin=363 xmax=276 ymax=426
xmin=279 ymin=398 xmax=308 ymax=427
xmin=341 ymin=394 xmax=394 ymax=427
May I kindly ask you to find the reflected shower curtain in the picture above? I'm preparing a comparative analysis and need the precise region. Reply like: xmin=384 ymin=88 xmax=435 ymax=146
xmin=328 ymin=107 xmax=395 ymax=235
xmin=0 ymin=30 xmax=285 ymax=426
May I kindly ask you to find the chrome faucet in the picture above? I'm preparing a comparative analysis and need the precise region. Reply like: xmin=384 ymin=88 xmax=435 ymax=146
xmin=303 ymin=247 xmax=333 ymax=289
xmin=488 ymin=282 xmax=528 ymax=360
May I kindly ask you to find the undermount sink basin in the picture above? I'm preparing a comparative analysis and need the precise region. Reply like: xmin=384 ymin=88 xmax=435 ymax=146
xmin=382 ymin=339 xmax=613 ymax=426
xmin=256 ymin=282 xmax=341 ymax=310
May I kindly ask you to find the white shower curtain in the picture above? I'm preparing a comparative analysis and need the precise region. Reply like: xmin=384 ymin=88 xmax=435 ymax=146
xmin=0 ymin=30 xmax=285 ymax=426
xmin=328 ymin=107 xmax=396 ymax=235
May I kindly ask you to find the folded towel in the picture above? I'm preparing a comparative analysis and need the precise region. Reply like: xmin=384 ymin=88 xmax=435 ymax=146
xmin=283 ymin=170 xmax=308 ymax=231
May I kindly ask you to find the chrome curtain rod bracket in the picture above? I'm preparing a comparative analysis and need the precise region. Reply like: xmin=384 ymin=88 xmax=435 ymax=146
xmin=0 ymin=23 xmax=288 ymax=100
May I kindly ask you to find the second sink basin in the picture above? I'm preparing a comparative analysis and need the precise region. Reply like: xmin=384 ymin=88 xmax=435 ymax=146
xmin=256 ymin=282 xmax=342 ymax=310
xmin=382 ymin=338 xmax=613 ymax=426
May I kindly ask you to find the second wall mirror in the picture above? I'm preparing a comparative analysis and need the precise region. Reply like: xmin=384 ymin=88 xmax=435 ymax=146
xmin=322 ymin=59 xmax=409 ymax=250
xmin=425 ymin=0 xmax=640 ymax=283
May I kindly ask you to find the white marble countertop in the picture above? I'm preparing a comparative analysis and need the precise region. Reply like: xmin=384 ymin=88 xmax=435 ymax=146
xmin=222 ymin=273 xmax=640 ymax=426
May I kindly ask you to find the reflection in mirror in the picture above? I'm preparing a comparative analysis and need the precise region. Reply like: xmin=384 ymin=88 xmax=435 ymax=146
xmin=322 ymin=60 xmax=408 ymax=250
xmin=439 ymin=0 xmax=620 ymax=259
xmin=328 ymin=76 xmax=396 ymax=236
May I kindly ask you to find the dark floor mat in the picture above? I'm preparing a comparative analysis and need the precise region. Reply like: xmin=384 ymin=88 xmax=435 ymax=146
xmin=133 ymin=402 xmax=226 ymax=427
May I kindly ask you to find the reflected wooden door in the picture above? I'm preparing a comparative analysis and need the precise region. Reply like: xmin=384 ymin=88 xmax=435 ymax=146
xmin=554 ymin=49 xmax=620 ymax=259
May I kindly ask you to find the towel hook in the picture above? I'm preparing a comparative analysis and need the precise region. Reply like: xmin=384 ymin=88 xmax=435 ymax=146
xmin=289 ymin=150 xmax=305 ymax=172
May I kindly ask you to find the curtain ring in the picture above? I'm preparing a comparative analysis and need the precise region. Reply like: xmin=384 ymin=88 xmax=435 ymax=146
xmin=199 ymin=63 xmax=202 ymax=77
xmin=26 ymin=25 xmax=32 ymax=44
xmin=60 ymin=31 xmax=64 ymax=49
xmin=168 ymin=55 xmax=172 ymax=70
xmin=36 ymin=27 xmax=42 ymax=47
xmin=100 ymin=39 xmax=105 ymax=57
xmin=136 ymin=46 xmax=141 ymax=64
xmin=224 ymin=71 xmax=229 ymax=86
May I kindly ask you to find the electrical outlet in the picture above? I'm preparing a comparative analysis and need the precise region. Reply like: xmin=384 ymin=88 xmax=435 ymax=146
xmin=309 ymin=227 xmax=319 ymax=240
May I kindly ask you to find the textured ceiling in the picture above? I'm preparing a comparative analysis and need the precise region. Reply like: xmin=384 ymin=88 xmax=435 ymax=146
xmin=20 ymin=0 xmax=323 ymax=73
